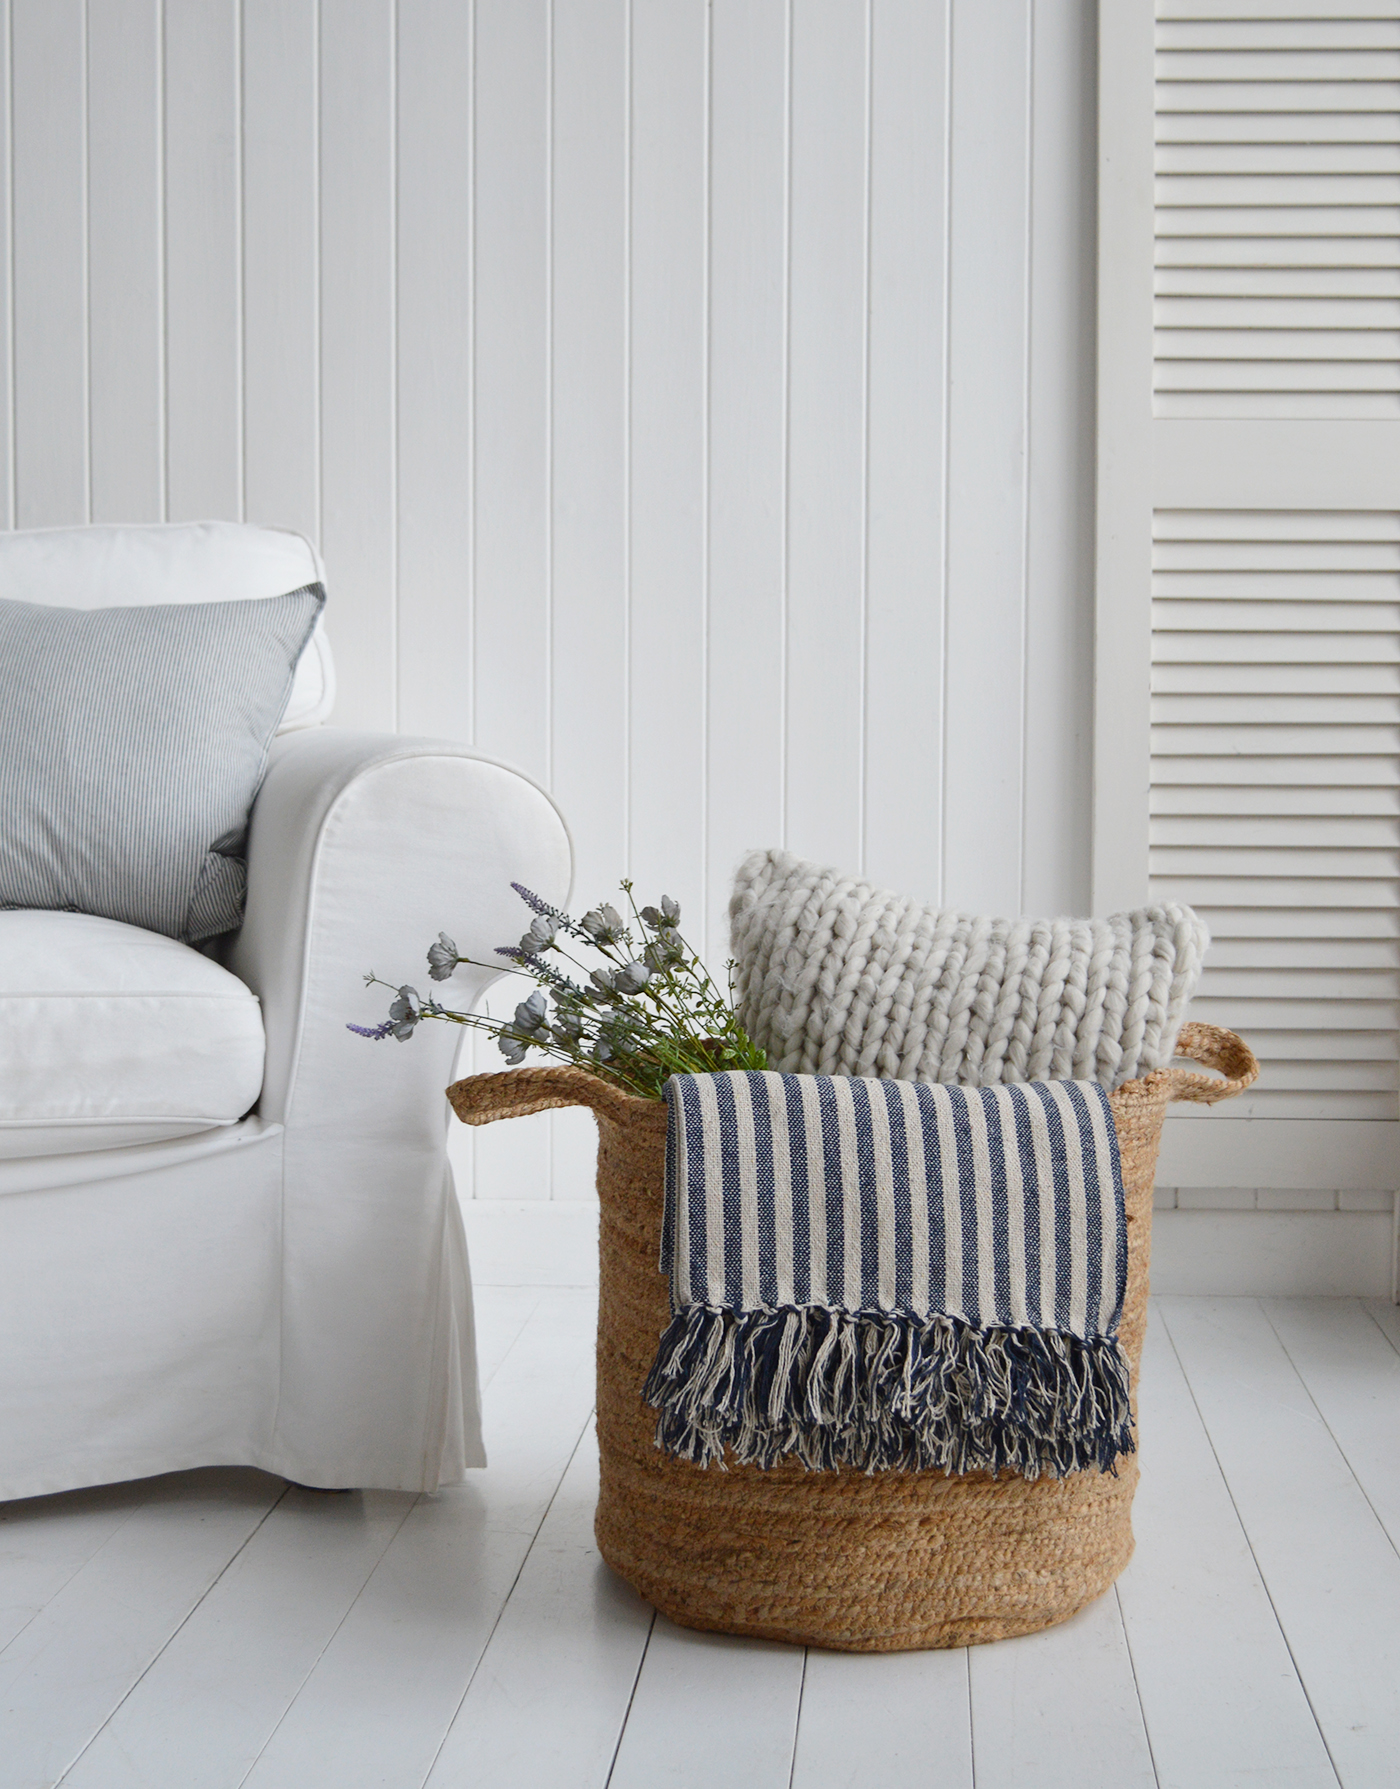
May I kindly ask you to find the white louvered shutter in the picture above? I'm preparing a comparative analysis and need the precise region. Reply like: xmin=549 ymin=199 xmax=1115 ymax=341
xmin=1098 ymin=0 xmax=1400 ymax=1195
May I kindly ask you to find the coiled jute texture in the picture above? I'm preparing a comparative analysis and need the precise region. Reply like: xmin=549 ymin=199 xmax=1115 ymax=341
xmin=448 ymin=1022 xmax=1257 ymax=1652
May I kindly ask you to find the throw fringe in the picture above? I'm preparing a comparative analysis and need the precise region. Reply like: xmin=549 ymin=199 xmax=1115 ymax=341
xmin=642 ymin=1304 xmax=1135 ymax=1479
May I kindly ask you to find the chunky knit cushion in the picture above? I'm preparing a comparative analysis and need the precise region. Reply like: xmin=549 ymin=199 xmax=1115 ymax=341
xmin=729 ymin=849 xmax=1209 ymax=1091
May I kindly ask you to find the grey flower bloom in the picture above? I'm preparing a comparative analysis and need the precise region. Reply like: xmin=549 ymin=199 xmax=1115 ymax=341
xmin=497 ymin=1032 xmax=529 ymax=1065
xmin=581 ymin=903 xmax=625 ymax=944
xmin=513 ymin=990 xmax=549 ymax=1034
xmin=643 ymin=936 xmax=682 ymax=972
xmin=593 ymin=1038 xmax=613 ymax=1063
xmin=641 ymin=896 xmax=681 ymax=930
xmin=427 ymin=932 xmax=459 ymax=981
xmin=590 ymin=967 xmax=617 ymax=995
xmin=521 ymin=916 xmax=556 ymax=953
xmin=615 ymin=959 xmax=650 ymax=994
xmin=389 ymin=985 xmax=421 ymax=1040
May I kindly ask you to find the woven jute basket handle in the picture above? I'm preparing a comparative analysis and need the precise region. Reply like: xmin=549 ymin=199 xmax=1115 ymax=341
xmin=445 ymin=1022 xmax=1260 ymax=1127
xmin=446 ymin=1062 xmax=651 ymax=1128
xmin=1163 ymin=1022 xmax=1259 ymax=1105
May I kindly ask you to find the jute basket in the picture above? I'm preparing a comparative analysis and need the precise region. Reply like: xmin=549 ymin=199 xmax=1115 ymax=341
xmin=448 ymin=1021 xmax=1257 ymax=1652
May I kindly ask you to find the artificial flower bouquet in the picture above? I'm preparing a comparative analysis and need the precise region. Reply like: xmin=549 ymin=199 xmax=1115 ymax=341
xmin=350 ymin=881 xmax=765 ymax=1100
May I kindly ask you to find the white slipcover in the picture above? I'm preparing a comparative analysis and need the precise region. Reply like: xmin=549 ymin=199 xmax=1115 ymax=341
xmin=0 ymin=523 xmax=572 ymax=1501
xmin=0 ymin=910 xmax=265 ymax=1158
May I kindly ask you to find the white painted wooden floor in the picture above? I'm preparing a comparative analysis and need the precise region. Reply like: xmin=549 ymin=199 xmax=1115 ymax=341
xmin=5 ymin=1284 xmax=1400 ymax=1788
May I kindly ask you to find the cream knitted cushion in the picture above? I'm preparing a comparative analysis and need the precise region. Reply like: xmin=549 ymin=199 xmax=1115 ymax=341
xmin=729 ymin=849 xmax=1208 ymax=1091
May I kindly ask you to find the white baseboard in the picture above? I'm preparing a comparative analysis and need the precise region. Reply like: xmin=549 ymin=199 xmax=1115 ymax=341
xmin=460 ymin=1199 xmax=599 ymax=1287
xmin=1150 ymin=1210 xmax=1393 ymax=1299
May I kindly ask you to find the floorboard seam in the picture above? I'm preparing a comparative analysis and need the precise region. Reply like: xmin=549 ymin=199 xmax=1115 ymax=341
xmin=784 ymin=1649 xmax=809 ymax=1789
xmin=418 ymin=1409 xmax=595 ymax=1789
xmin=1259 ymin=1299 xmax=1400 ymax=1568
xmin=1155 ymin=1302 xmax=1345 ymax=1789
xmin=1112 ymin=1583 xmax=1161 ymax=1789
xmin=0 ymin=1495 xmax=144 ymax=1666
xmin=231 ymin=1492 xmax=424 ymax=1789
xmin=52 ymin=1482 xmax=291 ymax=1789
xmin=1361 ymin=1299 xmax=1400 ymax=1365
xmin=603 ymin=1608 xmax=657 ymax=1789
xmin=476 ymin=1291 xmax=543 ymax=1395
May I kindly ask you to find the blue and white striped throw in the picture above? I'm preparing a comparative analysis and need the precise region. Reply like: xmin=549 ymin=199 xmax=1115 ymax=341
xmin=643 ymin=1070 xmax=1133 ymax=1479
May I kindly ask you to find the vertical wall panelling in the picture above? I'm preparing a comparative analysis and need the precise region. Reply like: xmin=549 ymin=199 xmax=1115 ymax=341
xmin=1021 ymin=0 xmax=1096 ymax=917
xmin=550 ymin=0 xmax=628 ymax=908
xmin=783 ymin=0 xmax=869 ymax=876
xmin=0 ymin=0 xmax=14 ymax=531
xmin=395 ymin=0 xmax=473 ymax=743
xmin=861 ymin=0 xmax=948 ymax=905
xmin=5 ymin=5 xmax=1099 ymax=1198
xmin=242 ymin=0 xmax=319 ymax=546
xmin=319 ymin=0 xmax=396 ymax=730
xmin=704 ymin=0 xmax=789 ymax=965
xmin=469 ymin=0 xmax=553 ymax=1200
xmin=626 ymin=0 xmax=708 ymax=927
xmin=941 ymin=0 xmax=1032 ymax=914
xmin=472 ymin=0 xmax=549 ymax=784
xmin=547 ymin=0 xmax=630 ymax=1196
xmin=87 ymin=0 xmax=162 ymax=523
xmin=163 ymin=0 xmax=241 ymax=524
xmin=12 ymin=0 xmax=87 ymax=528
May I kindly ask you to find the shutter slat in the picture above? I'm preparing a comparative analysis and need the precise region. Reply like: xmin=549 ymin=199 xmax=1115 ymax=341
xmin=1153 ymin=572 xmax=1400 ymax=597
xmin=1193 ymin=908 xmax=1400 ymax=938
xmin=1157 ymin=238 xmax=1400 ymax=267
xmin=1205 ymin=937 xmax=1399 ymax=966
xmin=1158 ymin=52 xmax=1400 ymax=81
xmin=1155 ymin=28 xmax=1400 ymax=419
xmin=1153 ymin=602 xmax=1400 ymax=631
xmin=1154 ymin=663 xmax=1400 ymax=692
xmin=1155 ymin=875 xmax=1398 ymax=905
xmin=1196 ymin=967 xmax=1400 ymax=998
xmin=1153 ymin=724 xmax=1400 ymax=753
xmin=1185 ymin=996 xmax=1400 ymax=1029
xmin=1158 ymin=146 xmax=1400 ymax=175
xmin=1157 ymin=328 xmax=1400 ymax=359
xmin=1159 ymin=22 xmax=1400 ymax=51
xmin=1151 ymin=504 xmax=1400 ymax=1119
xmin=1177 ymin=1027 xmax=1397 ymax=1059
xmin=1152 ymin=785 xmax=1400 ymax=816
xmin=1157 ymin=268 xmax=1400 ymax=295
xmin=1158 ymin=82 xmax=1400 ymax=112
xmin=1154 ymin=756 xmax=1399 ymax=785
xmin=1158 ymin=175 xmax=1400 ymax=206
xmin=1153 ymin=694 xmax=1399 ymax=721
xmin=1157 ymin=297 xmax=1400 ymax=326
xmin=1157 ymin=113 xmax=1400 ymax=145
xmin=1154 ymin=815 xmax=1396 ymax=847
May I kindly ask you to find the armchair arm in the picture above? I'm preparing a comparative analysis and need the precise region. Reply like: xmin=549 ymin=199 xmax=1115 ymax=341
xmin=230 ymin=728 xmax=572 ymax=1128
xmin=224 ymin=729 xmax=571 ymax=1487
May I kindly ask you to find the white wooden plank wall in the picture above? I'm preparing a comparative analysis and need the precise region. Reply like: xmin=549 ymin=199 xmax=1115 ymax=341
xmin=0 ymin=0 xmax=1096 ymax=1197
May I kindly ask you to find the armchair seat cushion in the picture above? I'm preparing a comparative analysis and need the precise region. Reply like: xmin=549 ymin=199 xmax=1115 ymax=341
xmin=0 ymin=910 xmax=264 ymax=1159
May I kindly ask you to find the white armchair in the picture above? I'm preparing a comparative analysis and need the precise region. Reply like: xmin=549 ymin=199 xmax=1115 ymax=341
xmin=0 ymin=522 xmax=571 ymax=1499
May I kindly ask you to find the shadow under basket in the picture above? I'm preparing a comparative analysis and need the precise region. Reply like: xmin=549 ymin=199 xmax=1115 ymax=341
xmin=448 ymin=1021 xmax=1257 ymax=1653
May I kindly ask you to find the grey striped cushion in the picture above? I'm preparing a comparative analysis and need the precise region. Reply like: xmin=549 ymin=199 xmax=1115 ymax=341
xmin=0 ymin=584 xmax=324 ymax=943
